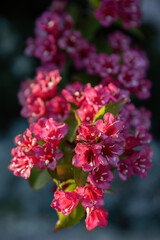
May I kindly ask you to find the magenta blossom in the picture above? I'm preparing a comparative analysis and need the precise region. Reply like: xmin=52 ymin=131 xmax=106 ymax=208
xmin=73 ymin=143 xmax=103 ymax=171
xmin=132 ymin=146 xmax=153 ymax=178
xmin=77 ymin=185 xmax=104 ymax=208
xmin=30 ymin=118 xmax=68 ymax=145
xmin=51 ymin=190 xmax=79 ymax=216
xmin=77 ymin=124 xmax=101 ymax=144
xmin=100 ymin=137 xmax=124 ymax=167
xmin=77 ymin=101 xmax=97 ymax=124
xmin=88 ymin=165 xmax=114 ymax=189
xmin=21 ymin=96 xmax=46 ymax=123
xmin=96 ymin=112 xmax=124 ymax=139
xmin=9 ymin=148 xmax=36 ymax=179
xmin=94 ymin=0 xmax=119 ymax=27
xmin=85 ymin=207 xmax=109 ymax=231
xmin=108 ymin=31 xmax=131 ymax=52
xmin=33 ymin=70 xmax=62 ymax=99
xmin=14 ymin=128 xmax=37 ymax=153
xmin=33 ymin=143 xmax=63 ymax=171
xmin=62 ymin=82 xmax=86 ymax=107
xmin=46 ymin=95 xmax=70 ymax=122
xmin=96 ymin=53 xmax=120 ymax=78
xmin=84 ymin=84 xmax=110 ymax=110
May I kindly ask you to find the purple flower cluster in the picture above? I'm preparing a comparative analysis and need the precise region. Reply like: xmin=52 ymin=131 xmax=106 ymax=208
xmin=94 ymin=0 xmax=141 ymax=29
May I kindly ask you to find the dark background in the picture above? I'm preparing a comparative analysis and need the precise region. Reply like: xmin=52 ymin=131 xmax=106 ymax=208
xmin=0 ymin=0 xmax=160 ymax=239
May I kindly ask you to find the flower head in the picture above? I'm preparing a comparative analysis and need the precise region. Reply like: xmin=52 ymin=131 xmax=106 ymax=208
xmin=51 ymin=190 xmax=79 ymax=216
xmin=85 ymin=207 xmax=109 ymax=231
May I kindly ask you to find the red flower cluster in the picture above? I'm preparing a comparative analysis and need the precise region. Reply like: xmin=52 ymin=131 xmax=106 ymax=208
xmin=51 ymin=185 xmax=109 ymax=231
xmin=9 ymin=0 xmax=153 ymax=232
xmin=9 ymin=118 xmax=68 ymax=178
xmin=19 ymin=70 xmax=70 ymax=123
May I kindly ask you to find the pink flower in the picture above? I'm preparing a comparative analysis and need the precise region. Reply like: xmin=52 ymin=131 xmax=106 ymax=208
xmin=84 ymin=84 xmax=110 ymax=110
xmin=9 ymin=148 xmax=35 ymax=179
xmin=77 ymin=185 xmax=104 ymax=208
xmin=33 ymin=70 xmax=62 ymax=100
xmin=85 ymin=53 xmax=100 ymax=75
xmin=96 ymin=112 xmax=124 ymax=138
xmin=118 ymin=157 xmax=133 ymax=181
xmin=118 ymin=66 xmax=140 ymax=88
xmin=34 ymin=35 xmax=57 ymax=63
xmin=88 ymin=165 xmax=114 ymax=189
xmin=77 ymin=124 xmax=100 ymax=144
xmin=94 ymin=0 xmax=141 ymax=30
xmin=77 ymin=101 xmax=97 ymax=124
xmin=123 ymin=50 xmax=149 ymax=76
xmin=30 ymin=118 xmax=68 ymax=146
xmin=100 ymin=137 xmax=124 ymax=167
xmin=21 ymin=96 xmax=46 ymax=123
xmin=71 ymin=39 xmax=96 ymax=69
xmin=51 ymin=190 xmax=79 ymax=216
xmin=56 ymin=13 xmax=74 ymax=32
xmin=132 ymin=79 xmax=152 ymax=100
xmin=107 ymin=82 xmax=130 ymax=102
xmin=139 ymin=107 xmax=152 ymax=130
xmin=120 ymin=104 xmax=151 ymax=130
xmin=46 ymin=95 xmax=70 ymax=121
xmin=96 ymin=53 xmax=120 ymax=78
xmin=118 ymin=0 xmax=141 ymax=29
xmin=62 ymin=82 xmax=86 ymax=107
xmin=72 ymin=143 xmax=103 ymax=171
xmin=108 ymin=31 xmax=131 ymax=52
xmin=118 ymin=146 xmax=153 ymax=180
xmin=132 ymin=146 xmax=153 ymax=178
xmin=94 ymin=0 xmax=119 ymax=27
xmin=125 ymin=126 xmax=152 ymax=149
xmin=58 ymin=30 xmax=81 ymax=54
xmin=85 ymin=207 xmax=109 ymax=231
xmin=14 ymin=128 xmax=37 ymax=153
xmin=35 ymin=11 xmax=59 ymax=37
xmin=34 ymin=143 xmax=63 ymax=171
xmin=18 ymin=80 xmax=35 ymax=106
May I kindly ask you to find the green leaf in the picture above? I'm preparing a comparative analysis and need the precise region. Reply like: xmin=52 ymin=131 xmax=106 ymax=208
xmin=61 ymin=179 xmax=77 ymax=192
xmin=89 ymin=0 xmax=100 ymax=8
xmin=64 ymin=112 xmax=78 ymax=142
xmin=54 ymin=202 xmax=85 ymax=232
xmin=68 ymin=102 xmax=81 ymax=126
xmin=61 ymin=179 xmax=75 ymax=187
xmin=69 ymin=102 xmax=79 ymax=110
xmin=94 ymin=99 xmax=128 ymax=121
xmin=38 ymin=140 xmax=46 ymax=147
xmin=28 ymin=167 xmax=52 ymax=190
xmin=74 ymin=167 xmax=89 ymax=187
xmin=53 ymin=178 xmax=61 ymax=189
xmin=74 ymin=110 xmax=81 ymax=126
